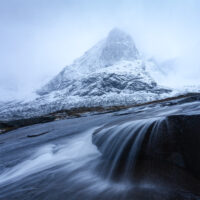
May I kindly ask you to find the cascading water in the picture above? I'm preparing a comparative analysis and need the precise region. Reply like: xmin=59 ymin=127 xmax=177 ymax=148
xmin=1 ymin=97 xmax=200 ymax=200
xmin=92 ymin=118 xmax=159 ymax=181
xmin=0 ymin=126 xmax=169 ymax=200
xmin=92 ymin=115 xmax=190 ymax=182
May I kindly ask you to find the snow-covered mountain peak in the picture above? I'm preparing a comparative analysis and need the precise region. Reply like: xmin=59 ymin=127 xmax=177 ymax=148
xmin=106 ymin=28 xmax=136 ymax=48
xmin=0 ymin=29 xmax=174 ymax=121
xmin=107 ymin=28 xmax=130 ymax=40
xmin=67 ymin=28 xmax=139 ymax=73
xmin=100 ymin=28 xmax=139 ymax=66
xmin=37 ymin=29 xmax=142 ymax=95
xmin=36 ymin=29 xmax=170 ymax=97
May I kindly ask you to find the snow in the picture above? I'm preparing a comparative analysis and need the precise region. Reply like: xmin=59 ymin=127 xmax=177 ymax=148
xmin=2 ymin=28 xmax=197 ymax=121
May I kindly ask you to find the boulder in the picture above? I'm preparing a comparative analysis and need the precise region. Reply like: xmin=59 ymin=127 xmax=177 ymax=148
xmin=92 ymin=114 xmax=200 ymax=179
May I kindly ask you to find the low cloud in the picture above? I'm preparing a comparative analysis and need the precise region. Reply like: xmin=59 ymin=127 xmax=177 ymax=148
xmin=0 ymin=0 xmax=200 ymax=100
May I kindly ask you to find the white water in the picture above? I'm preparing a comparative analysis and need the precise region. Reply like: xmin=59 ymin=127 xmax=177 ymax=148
xmin=1 ymin=101 xmax=200 ymax=200
xmin=0 ymin=126 xmax=160 ymax=200
xmin=0 ymin=129 xmax=99 ymax=185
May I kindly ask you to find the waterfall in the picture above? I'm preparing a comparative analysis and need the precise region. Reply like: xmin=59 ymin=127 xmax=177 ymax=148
xmin=1 ymin=112 xmax=200 ymax=199
xmin=92 ymin=118 xmax=163 ymax=180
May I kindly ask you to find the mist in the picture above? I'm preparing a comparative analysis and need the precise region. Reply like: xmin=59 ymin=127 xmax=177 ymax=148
xmin=0 ymin=0 xmax=200 ymax=101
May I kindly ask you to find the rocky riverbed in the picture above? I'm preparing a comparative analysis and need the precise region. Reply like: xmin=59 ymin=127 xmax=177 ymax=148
xmin=0 ymin=94 xmax=200 ymax=200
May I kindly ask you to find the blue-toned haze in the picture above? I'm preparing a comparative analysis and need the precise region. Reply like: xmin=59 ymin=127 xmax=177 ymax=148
xmin=0 ymin=0 xmax=200 ymax=101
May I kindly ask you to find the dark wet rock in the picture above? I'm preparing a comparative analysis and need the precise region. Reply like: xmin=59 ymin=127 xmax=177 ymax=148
xmin=27 ymin=131 xmax=49 ymax=138
xmin=167 ymin=115 xmax=200 ymax=178
xmin=0 ymin=116 xmax=55 ymax=132
xmin=1 ymin=97 xmax=200 ymax=200
xmin=92 ymin=114 xmax=200 ymax=179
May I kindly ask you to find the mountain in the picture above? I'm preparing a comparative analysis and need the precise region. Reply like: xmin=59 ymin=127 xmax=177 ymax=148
xmin=37 ymin=28 xmax=140 ymax=95
xmin=0 ymin=28 xmax=172 ymax=121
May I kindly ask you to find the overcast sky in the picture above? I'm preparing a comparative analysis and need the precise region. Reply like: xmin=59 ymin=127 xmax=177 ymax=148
xmin=0 ymin=0 xmax=200 ymax=101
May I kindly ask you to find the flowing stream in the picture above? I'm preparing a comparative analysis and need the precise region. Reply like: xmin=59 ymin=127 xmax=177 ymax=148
xmin=0 ymin=97 xmax=200 ymax=200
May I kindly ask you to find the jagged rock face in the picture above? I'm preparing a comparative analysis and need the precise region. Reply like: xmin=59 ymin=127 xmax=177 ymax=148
xmin=0 ymin=29 xmax=172 ymax=120
xmin=99 ymin=28 xmax=139 ymax=66
xmin=92 ymin=114 xmax=200 ymax=180
xmin=39 ymin=60 xmax=160 ymax=96
xmin=37 ymin=29 xmax=141 ymax=95
xmin=38 ymin=28 xmax=169 ymax=97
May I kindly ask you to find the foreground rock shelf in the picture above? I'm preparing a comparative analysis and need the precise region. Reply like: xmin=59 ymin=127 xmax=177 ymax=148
xmin=0 ymin=93 xmax=200 ymax=200
xmin=93 ymin=114 xmax=200 ymax=180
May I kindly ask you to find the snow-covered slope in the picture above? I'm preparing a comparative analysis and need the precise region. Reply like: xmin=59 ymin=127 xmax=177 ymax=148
xmin=0 ymin=28 xmax=172 ymax=120
xmin=37 ymin=28 xmax=141 ymax=95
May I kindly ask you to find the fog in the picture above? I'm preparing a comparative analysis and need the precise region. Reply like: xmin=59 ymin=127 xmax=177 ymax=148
xmin=0 ymin=0 xmax=200 ymax=101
